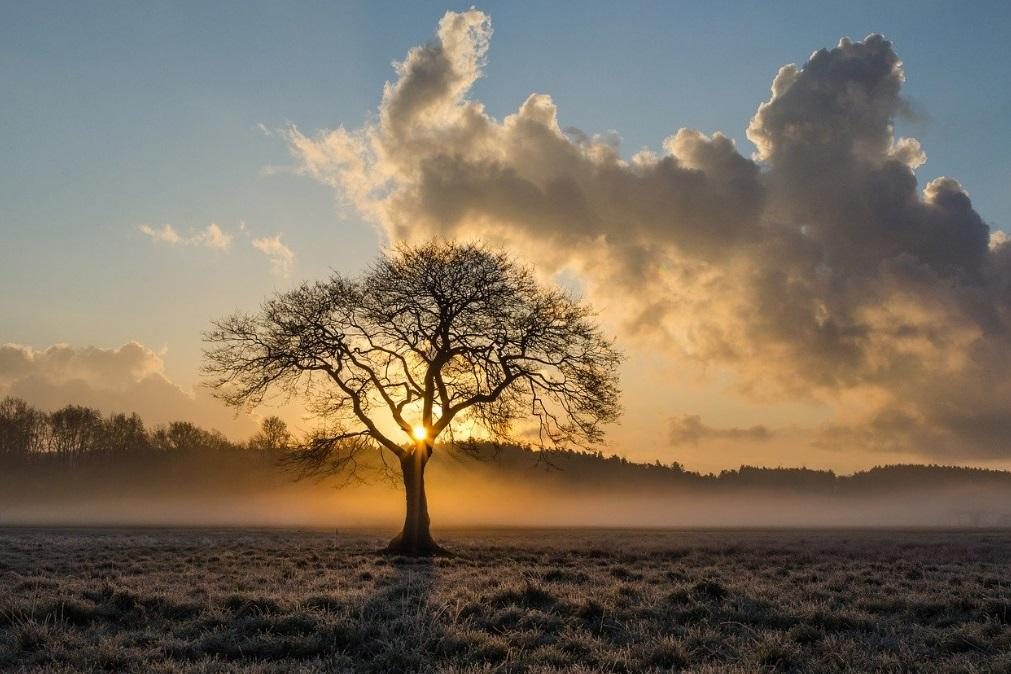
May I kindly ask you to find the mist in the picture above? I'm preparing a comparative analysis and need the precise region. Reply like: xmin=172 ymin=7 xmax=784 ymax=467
xmin=5 ymin=452 xmax=1009 ymax=530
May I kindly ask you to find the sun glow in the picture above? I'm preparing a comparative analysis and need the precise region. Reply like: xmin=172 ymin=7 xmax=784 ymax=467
xmin=412 ymin=425 xmax=428 ymax=441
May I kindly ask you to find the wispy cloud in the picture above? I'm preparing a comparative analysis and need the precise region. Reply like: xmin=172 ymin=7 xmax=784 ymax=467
xmin=138 ymin=221 xmax=296 ymax=278
xmin=138 ymin=223 xmax=232 ymax=250
xmin=138 ymin=223 xmax=182 ymax=245
xmin=252 ymin=234 xmax=295 ymax=278
xmin=669 ymin=415 xmax=772 ymax=447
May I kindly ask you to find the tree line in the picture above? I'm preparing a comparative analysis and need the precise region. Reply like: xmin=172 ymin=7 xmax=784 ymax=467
xmin=0 ymin=396 xmax=291 ymax=463
xmin=4 ymin=395 xmax=1010 ymax=497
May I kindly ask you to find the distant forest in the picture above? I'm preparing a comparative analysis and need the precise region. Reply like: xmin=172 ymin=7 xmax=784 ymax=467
xmin=3 ymin=396 xmax=1011 ymax=527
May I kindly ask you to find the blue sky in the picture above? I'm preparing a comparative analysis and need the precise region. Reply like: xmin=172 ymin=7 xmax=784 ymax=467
xmin=2 ymin=1 xmax=1010 ymax=469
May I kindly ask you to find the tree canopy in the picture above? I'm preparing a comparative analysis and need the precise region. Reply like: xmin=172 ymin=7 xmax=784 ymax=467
xmin=205 ymin=241 xmax=621 ymax=465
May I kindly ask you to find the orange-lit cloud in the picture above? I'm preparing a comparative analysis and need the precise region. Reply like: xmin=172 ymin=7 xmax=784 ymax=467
xmin=283 ymin=11 xmax=1011 ymax=461
xmin=0 ymin=342 xmax=257 ymax=437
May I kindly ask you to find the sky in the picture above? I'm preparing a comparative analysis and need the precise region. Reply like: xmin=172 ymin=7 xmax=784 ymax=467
xmin=2 ymin=1 xmax=1011 ymax=473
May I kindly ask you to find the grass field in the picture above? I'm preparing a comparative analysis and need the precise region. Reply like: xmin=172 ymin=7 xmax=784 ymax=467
xmin=2 ymin=527 xmax=1010 ymax=672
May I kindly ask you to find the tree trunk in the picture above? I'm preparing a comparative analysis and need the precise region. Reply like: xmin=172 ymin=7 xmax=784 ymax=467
xmin=385 ymin=445 xmax=445 ymax=555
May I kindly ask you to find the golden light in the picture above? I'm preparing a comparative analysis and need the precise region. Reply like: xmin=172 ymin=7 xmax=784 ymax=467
xmin=411 ymin=425 xmax=428 ymax=441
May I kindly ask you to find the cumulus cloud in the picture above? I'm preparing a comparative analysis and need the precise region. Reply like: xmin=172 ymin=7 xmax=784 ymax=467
xmin=138 ymin=223 xmax=232 ymax=249
xmin=251 ymin=234 xmax=295 ymax=278
xmin=669 ymin=415 xmax=771 ymax=447
xmin=0 ymin=342 xmax=256 ymax=437
xmin=283 ymin=11 xmax=1011 ymax=460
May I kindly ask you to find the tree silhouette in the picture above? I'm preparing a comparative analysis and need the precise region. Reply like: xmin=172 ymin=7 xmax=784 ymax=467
xmin=249 ymin=416 xmax=292 ymax=452
xmin=203 ymin=241 xmax=622 ymax=554
xmin=0 ymin=397 xmax=44 ymax=461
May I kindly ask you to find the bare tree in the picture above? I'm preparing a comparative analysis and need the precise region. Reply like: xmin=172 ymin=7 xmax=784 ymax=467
xmin=103 ymin=413 xmax=150 ymax=457
xmin=203 ymin=241 xmax=622 ymax=554
xmin=47 ymin=405 xmax=103 ymax=461
xmin=0 ymin=397 xmax=45 ymax=461
xmin=248 ymin=416 xmax=292 ymax=452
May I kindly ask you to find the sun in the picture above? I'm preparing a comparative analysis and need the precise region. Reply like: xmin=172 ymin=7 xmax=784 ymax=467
xmin=411 ymin=425 xmax=428 ymax=441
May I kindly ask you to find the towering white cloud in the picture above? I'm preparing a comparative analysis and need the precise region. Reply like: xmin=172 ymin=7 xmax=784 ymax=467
xmin=284 ymin=10 xmax=1011 ymax=460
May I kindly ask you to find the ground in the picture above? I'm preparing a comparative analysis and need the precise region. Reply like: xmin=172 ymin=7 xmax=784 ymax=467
xmin=2 ymin=528 xmax=1010 ymax=672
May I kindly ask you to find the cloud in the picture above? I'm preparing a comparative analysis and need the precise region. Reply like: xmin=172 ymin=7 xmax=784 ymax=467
xmin=138 ymin=223 xmax=232 ymax=249
xmin=669 ymin=414 xmax=771 ymax=447
xmin=0 ymin=342 xmax=256 ymax=437
xmin=200 ymin=223 xmax=233 ymax=250
xmin=252 ymin=234 xmax=295 ymax=278
xmin=0 ymin=342 xmax=163 ymax=390
xmin=138 ymin=221 xmax=297 ymax=278
xmin=138 ymin=223 xmax=182 ymax=244
xmin=283 ymin=11 xmax=1011 ymax=460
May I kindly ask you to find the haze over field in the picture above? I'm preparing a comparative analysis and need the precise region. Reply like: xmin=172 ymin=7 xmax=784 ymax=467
xmin=4 ymin=398 xmax=1011 ymax=529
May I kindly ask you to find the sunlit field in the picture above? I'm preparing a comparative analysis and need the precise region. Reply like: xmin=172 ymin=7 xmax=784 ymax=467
xmin=3 ymin=528 xmax=1010 ymax=673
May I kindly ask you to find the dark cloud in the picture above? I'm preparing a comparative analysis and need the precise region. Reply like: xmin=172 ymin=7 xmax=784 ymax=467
xmin=669 ymin=414 xmax=772 ymax=447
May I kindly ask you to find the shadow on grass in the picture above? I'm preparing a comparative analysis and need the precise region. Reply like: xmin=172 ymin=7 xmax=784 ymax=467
xmin=184 ymin=554 xmax=449 ymax=670
xmin=357 ymin=555 xmax=449 ymax=671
